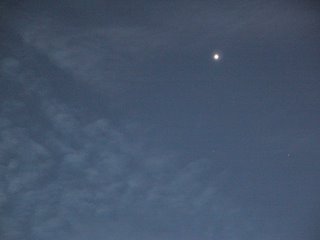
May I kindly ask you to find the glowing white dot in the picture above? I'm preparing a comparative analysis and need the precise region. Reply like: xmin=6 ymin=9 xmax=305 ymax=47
xmin=213 ymin=53 xmax=220 ymax=60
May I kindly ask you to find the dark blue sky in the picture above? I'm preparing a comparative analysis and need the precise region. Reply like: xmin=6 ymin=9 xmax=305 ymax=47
xmin=1 ymin=1 xmax=320 ymax=239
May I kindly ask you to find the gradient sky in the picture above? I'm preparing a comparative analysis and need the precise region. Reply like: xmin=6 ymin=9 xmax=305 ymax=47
xmin=1 ymin=1 xmax=320 ymax=239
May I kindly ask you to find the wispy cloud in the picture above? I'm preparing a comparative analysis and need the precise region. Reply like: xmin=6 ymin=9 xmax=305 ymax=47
xmin=0 ymin=47 xmax=248 ymax=239
xmin=2 ymin=1 xmax=318 ymax=239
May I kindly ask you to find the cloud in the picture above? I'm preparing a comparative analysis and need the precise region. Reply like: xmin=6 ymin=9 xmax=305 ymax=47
xmin=0 ymin=45 xmax=259 ymax=239
xmin=4 ymin=1 xmax=316 ymax=239
xmin=17 ymin=16 xmax=172 ymax=98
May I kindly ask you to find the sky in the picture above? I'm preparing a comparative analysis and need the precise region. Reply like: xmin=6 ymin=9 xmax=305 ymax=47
xmin=0 ymin=0 xmax=320 ymax=239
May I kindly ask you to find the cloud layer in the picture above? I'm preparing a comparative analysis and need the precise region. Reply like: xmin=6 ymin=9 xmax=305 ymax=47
xmin=1 ymin=1 xmax=319 ymax=239
xmin=0 ymin=45 xmax=245 ymax=240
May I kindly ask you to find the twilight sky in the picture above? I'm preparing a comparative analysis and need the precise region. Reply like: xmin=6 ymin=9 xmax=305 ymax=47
xmin=0 ymin=1 xmax=320 ymax=239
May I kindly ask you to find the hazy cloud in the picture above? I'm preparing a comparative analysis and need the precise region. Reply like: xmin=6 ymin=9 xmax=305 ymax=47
xmin=1 ymin=1 xmax=319 ymax=239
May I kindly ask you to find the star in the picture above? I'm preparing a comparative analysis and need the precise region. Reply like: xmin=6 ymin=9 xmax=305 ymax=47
xmin=212 ymin=51 xmax=222 ymax=62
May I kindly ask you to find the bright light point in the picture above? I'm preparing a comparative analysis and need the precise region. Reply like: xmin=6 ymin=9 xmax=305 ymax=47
xmin=213 ymin=53 xmax=220 ymax=60
xmin=212 ymin=51 xmax=222 ymax=62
